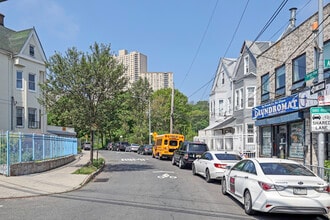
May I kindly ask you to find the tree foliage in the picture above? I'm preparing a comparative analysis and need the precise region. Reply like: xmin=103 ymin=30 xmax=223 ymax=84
xmin=39 ymin=42 xmax=127 ymax=161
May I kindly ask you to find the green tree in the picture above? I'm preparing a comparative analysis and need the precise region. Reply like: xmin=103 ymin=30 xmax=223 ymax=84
xmin=39 ymin=42 xmax=127 ymax=162
xmin=151 ymin=88 xmax=190 ymax=136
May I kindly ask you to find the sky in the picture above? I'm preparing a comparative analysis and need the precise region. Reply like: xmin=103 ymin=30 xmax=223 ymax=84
xmin=1 ymin=0 xmax=329 ymax=103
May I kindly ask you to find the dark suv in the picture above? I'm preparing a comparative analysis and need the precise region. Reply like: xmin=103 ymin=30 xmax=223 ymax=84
xmin=172 ymin=141 xmax=209 ymax=169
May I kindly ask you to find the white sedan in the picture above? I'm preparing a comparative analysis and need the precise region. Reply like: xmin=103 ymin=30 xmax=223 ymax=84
xmin=221 ymin=157 xmax=330 ymax=215
xmin=192 ymin=151 xmax=242 ymax=182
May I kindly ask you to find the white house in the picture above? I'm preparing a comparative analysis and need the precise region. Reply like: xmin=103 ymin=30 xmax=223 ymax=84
xmin=0 ymin=14 xmax=47 ymax=133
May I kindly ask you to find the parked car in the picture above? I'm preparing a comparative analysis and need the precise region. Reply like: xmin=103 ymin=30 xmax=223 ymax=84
xmin=106 ymin=142 xmax=113 ymax=150
xmin=129 ymin=143 xmax=140 ymax=152
xmin=82 ymin=142 xmax=91 ymax=150
xmin=192 ymin=151 xmax=242 ymax=183
xmin=118 ymin=142 xmax=130 ymax=151
xmin=171 ymin=141 xmax=209 ymax=169
xmin=137 ymin=145 xmax=153 ymax=155
xmin=221 ymin=158 xmax=330 ymax=215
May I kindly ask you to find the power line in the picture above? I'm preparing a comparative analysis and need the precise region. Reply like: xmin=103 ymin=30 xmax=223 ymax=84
xmin=179 ymin=0 xmax=219 ymax=89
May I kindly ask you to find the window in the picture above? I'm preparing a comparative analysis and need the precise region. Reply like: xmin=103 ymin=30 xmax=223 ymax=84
xmin=240 ymin=88 xmax=243 ymax=109
xmin=275 ymin=65 xmax=285 ymax=96
xmin=261 ymin=73 xmax=269 ymax=102
xmin=227 ymin=97 xmax=231 ymax=113
xmin=219 ymin=100 xmax=224 ymax=115
xmin=222 ymin=72 xmax=225 ymax=84
xmin=324 ymin=41 xmax=330 ymax=79
xmin=246 ymin=124 xmax=254 ymax=144
xmin=28 ymin=73 xmax=35 ymax=91
xmin=289 ymin=122 xmax=304 ymax=158
xmin=16 ymin=107 xmax=24 ymax=127
xmin=235 ymin=89 xmax=239 ymax=109
xmin=16 ymin=71 xmax=23 ymax=89
xmin=29 ymin=45 xmax=35 ymax=57
xmin=28 ymin=108 xmax=37 ymax=128
xmin=235 ymin=88 xmax=244 ymax=110
xmin=244 ymin=55 xmax=249 ymax=75
xmin=246 ymin=87 xmax=255 ymax=108
xmin=291 ymin=54 xmax=306 ymax=91
xmin=261 ymin=126 xmax=272 ymax=156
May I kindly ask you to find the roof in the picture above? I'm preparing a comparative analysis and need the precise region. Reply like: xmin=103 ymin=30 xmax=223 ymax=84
xmin=213 ymin=117 xmax=236 ymax=130
xmin=0 ymin=25 xmax=33 ymax=54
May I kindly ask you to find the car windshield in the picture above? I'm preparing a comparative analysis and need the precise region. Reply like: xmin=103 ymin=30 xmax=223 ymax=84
xmin=189 ymin=144 xmax=207 ymax=151
xmin=215 ymin=154 xmax=241 ymax=160
xmin=260 ymin=162 xmax=316 ymax=176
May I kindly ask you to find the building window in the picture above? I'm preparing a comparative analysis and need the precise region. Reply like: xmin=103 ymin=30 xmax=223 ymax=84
xmin=219 ymin=100 xmax=224 ymax=116
xmin=289 ymin=121 xmax=304 ymax=158
xmin=246 ymin=87 xmax=255 ymax=108
xmin=235 ymin=88 xmax=244 ymax=110
xmin=227 ymin=97 xmax=231 ymax=114
xmin=291 ymin=54 xmax=306 ymax=91
xmin=246 ymin=124 xmax=254 ymax=144
xmin=261 ymin=126 xmax=272 ymax=156
xmin=324 ymin=41 xmax=330 ymax=79
xmin=244 ymin=55 xmax=249 ymax=75
xmin=275 ymin=65 xmax=285 ymax=97
xmin=222 ymin=72 xmax=225 ymax=84
xmin=29 ymin=45 xmax=35 ymax=57
xmin=235 ymin=89 xmax=239 ymax=110
xmin=261 ymin=73 xmax=269 ymax=102
xmin=28 ymin=108 xmax=38 ymax=128
xmin=16 ymin=107 xmax=24 ymax=127
xmin=16 ymin=71 xmax=23 ymax=89
xmin=240 ymin=88 xmax=243 ymax=109
xmin=28 ymin=73 xmax=35 ymax=91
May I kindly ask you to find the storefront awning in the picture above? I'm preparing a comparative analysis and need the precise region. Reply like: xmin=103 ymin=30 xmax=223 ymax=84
xmin=255 ymin=111 xmax=303 ymax=126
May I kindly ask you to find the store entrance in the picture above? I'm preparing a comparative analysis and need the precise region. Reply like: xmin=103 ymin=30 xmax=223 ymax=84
xmin=273 ymin=125 xmax=287 ymax=158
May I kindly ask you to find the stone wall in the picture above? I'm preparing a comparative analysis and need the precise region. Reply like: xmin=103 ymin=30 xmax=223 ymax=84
xmin=10 ymin=155 xmax=76 ymax=176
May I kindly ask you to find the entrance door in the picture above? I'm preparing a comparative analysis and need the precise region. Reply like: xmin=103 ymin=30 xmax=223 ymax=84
xmin=274 ymin=125 xmax=287 ymax=158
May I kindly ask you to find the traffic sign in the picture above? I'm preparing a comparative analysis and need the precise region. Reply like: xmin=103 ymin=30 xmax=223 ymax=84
xmin=305 ymin=69 xmax=318 ymax=81
xmin=310 ymin=81 xmax=325 ymax=95
xmin=310 ymin=106 xmax=330 ymax=132
xmin=325 ymin=59 xmax=330 ymax=68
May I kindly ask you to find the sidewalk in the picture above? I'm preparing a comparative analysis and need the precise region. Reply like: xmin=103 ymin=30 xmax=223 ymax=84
xmin=0 ymin=151 xmax=95 ymax=199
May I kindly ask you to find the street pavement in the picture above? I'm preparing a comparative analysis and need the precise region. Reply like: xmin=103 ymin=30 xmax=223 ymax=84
xmin=0 ymin=150 xmax=96 ymax=199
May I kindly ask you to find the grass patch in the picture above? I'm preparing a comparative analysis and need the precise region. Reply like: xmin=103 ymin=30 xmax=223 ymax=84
xmin=73 ymin=158 xmax=105 ymax=175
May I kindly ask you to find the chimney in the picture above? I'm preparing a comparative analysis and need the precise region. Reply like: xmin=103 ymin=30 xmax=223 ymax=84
xmin=289 ymin=7 xmax=297 ymax=28
xmin=0 ymin=13 xmax=4 ymax=26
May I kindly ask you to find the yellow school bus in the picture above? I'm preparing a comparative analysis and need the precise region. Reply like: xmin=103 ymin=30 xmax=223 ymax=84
xmin=152 ymin=132 xmax=184 ymax=159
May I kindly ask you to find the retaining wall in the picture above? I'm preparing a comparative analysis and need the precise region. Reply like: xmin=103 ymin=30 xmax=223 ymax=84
xmin=10 ymin=155 xmax=76 ymax=176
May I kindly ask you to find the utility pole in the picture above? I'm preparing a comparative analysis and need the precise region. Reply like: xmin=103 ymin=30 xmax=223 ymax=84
xmin=317 ymin=0 xmax=325 ymax=178
xmin=170 ymin=84 xmax=174 ymax=134
xmin=148 ymin=99 xmax=151 ymax=145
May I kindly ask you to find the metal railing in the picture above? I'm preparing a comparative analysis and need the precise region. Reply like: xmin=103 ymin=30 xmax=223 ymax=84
xmin=0 ymin=131 xmax=78 ymax=176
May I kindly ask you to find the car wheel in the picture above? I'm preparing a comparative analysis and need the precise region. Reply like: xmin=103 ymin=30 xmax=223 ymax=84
xmin=171 ymin=156 xmax=176 ymax=165
xmin=192 ymin=164 xmax=196 ymax=175
xmin=221 ymin=179 xmax=227 ymax=195
xmin=178 ymin=158 xmax=184 ymax=169
xmin=205 ymin=169 xmax=211 ymax=183
xmin=244 ymin=190 xmax=255 ymax=215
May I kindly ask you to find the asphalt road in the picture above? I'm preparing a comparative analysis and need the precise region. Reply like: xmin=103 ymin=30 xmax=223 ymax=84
xmin=0 ymin=150 xmax=328 ymax=220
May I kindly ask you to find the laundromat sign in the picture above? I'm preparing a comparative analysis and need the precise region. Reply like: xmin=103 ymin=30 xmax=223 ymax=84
xmin=252 ymin=95 xmax=299 ymax=119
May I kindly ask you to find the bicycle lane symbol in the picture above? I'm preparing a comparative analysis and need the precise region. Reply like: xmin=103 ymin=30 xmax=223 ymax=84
xmin=157 ymin=173 xmax=177 ymax=179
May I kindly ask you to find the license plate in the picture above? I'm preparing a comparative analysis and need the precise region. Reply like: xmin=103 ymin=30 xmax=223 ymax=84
xmin=293 ymin=187 xmax=307 ymax=195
